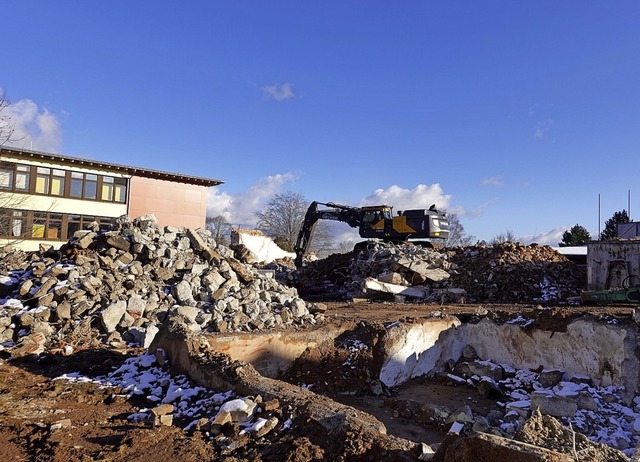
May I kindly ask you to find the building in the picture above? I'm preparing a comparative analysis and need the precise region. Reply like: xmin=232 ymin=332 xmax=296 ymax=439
xmin=0 ymin=146 xmax=222 ymax=250
xmin=586 ymin=240 xmax=640 ymax=290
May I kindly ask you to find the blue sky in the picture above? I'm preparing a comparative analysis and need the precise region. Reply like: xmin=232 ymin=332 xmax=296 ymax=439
xmin=2 ymin=1 xmax=639 ymax=245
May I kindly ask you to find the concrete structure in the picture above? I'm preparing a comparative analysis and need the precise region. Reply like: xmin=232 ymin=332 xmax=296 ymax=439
xmin=0 ymin=146 xmax=222 ymax=250
xmin=231 ymin=228 xmax=296 ymax=263
xmin=586 ymin=240 xmax=640 ymax=290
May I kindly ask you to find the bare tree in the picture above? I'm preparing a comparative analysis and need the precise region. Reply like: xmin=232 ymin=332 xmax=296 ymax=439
xmin=256 ymin=191 xmax=332 ymax=252
xmin=205 ymin=215 xmax=231 ymax=246
xmin=256 ymin=191 xmax=307 ymax=251
xmin=0 ymin=91 xmax=19 ymax=147
xmin=444 ymin=213 xmax=476 ymax=247
xmin=491 ymin=230 xmax=517 ymax=245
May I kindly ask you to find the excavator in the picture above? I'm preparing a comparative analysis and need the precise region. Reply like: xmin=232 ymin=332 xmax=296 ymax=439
xmin=294 ymin=201 xmax=450 ymax=267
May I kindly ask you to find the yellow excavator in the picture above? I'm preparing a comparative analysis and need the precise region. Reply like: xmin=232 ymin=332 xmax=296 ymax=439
xmin=294 ymin=201 xmax=449 ymax=267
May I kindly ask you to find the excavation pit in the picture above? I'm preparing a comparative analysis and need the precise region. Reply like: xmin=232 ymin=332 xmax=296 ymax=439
xmin=151 ymin=305 xmax=640 ymax=458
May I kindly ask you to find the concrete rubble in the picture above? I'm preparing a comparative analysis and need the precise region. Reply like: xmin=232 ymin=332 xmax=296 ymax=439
xmin=0 ymin=215 xmax=322 ymax=356
xmin=294 ymin=240 xmax=585 ymax=304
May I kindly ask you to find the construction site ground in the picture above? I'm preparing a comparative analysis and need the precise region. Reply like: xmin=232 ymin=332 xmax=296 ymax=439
xmin=0 ymin=301 xmax=634 ymax=461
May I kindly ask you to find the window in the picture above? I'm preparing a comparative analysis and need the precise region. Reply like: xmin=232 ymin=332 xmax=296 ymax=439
xmin=102 ymin=176 xmax=114 ymax=201
xmin=0 ymin=163 xmax=13 ymax=190
xmin=0 ymin=162 xmax=30 ymax=191
xmin=15 ymin=166 xmax=30 ymax=191
xmin=9 ymin=210 xmax=26 ymax=238
xmin=32 ymin=211 xmax=63 ymax=239
xmin=51 ymin=169 xmax=65 ymax=196
xmin=66 ymin=213 xmax=113 ymax=238
xmin=35 ymin=167 xmax=51 ymax=194
xmin=70 ymin=172 xmax=83 ymax=198
xmin=0 ymin=160 xmax=127 ymax=203
xmin=84 ymin=174 xmax=97 ymax=199
xmin=67 ymin=214 xmax=81 ymax=238
xmin=99 ymin=176 xmax=127 ymax=203
xmin=114 ymin=178 xmax=127 ymax=202
xmin=0 ymin=210 xmax=115 ymax=241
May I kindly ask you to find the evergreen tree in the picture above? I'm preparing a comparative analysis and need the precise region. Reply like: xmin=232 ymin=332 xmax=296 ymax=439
xmin=600 ymin=210 xmax=630 ymax=240
xmin=559 ymin=224 xmax=591 ymax=246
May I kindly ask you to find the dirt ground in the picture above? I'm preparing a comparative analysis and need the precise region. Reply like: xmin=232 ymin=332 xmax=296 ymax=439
xmin=0 ymin=301 xmax=635 ymax=461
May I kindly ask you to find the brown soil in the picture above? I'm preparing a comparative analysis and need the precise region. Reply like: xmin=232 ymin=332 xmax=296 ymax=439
xmin=0 ymin=302 xmax=634 ymax=461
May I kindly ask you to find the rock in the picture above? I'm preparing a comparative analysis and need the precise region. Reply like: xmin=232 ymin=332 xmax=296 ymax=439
xmin=105 ymin=234 xmax=131 ymax=252
xmin=476 ymin=377 xmax=503 ymax=399
xmin=100 ymin=300 xmax=127 ymax=333
xmin=468 ymin=360 xmax=503 ymax=382
xmin=174 ymin=281 xmax=196 ymax=306
xmin=254 ymin=416 xmax=279 ymax=437
xmin=461 ymin=345 xmax=478 ymax=361
xmin=11 ymin=332 xmax=47 ymax=359
xmin=530 ymin=391 xmax=578 ymax=418
xmin=446 ymin=405 xmax=474 ymax=424
xmin=538 ymin=369 xmax=565 ymax=388
xmin=213 ymin=398 xmax=257 ymax=424
xmin=50 ymin=419 xmax=72 ymax=431
xmin=75 ymin=231 xmax=97 ymax=249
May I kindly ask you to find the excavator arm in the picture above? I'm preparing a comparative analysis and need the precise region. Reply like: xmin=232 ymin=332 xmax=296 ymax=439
xmin=294 ymin=201 xmax=363 ymax=267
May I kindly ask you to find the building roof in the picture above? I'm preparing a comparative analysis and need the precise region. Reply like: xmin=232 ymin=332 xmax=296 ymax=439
xmin=551 ymin=246 xmax=588 ymax=256
xmin=0 ymin=146 xmax=224 ymax=187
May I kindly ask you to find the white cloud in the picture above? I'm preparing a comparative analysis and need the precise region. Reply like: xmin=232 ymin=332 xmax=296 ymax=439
xmin=207 ymin=172 xmax=298 ymax=226
xmin=359 ymin=184 xmax=452 ymax=212
xmin=2 ymin=98 xmax=62 ymax=152
xmin=518 ymin=227 xmax=567 ymax=246
xmin=262 ymin=83 xmax=295 ymax=101
xmin=482 ymin=176 xmax=504 ymax=188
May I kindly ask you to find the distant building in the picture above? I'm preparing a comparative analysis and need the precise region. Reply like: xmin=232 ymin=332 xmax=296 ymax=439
xmin=0 ymin=146 xmax=222 ymax=250
xmin=617 ymin=222 xmax=640 ymax=239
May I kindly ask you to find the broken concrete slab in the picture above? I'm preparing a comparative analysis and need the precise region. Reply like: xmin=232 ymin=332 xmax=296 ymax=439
xmin=364 ymin=278 xmax=428 ymax=298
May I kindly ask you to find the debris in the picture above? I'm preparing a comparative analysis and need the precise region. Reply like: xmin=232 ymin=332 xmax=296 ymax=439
xmin=294 ymin=240 xmax=584 ymax=304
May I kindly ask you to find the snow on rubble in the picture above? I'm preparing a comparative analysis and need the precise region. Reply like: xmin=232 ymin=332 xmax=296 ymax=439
xmin=447 ymin=354 xmax=639 ymax=458
xmin=55 ymin=351 xmax=291 ymax=446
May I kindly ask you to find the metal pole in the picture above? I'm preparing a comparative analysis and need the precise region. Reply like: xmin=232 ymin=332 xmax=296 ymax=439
xmin=598 ymin=193 xmax=601 ymax=239
xmin=628 ymin=189 xmax=631 ymax=220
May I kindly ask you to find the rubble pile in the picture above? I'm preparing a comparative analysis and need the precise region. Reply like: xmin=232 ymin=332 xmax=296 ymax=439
xmin=446 ymin=242 xmax=585 ymax=303
xmin=0 ymin=215 xmax=320 ymax=357
xmin=435 ymin=346 xmax=635 ymax=458
xmin=295 ymin=240 xmax=585 ymax=304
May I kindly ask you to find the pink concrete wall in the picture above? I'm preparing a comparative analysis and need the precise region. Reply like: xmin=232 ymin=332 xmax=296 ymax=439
xmin=128 ymin=176 xmax=208 ymax=230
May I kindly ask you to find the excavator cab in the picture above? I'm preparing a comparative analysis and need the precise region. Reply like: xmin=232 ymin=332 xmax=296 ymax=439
xmin=360 ymin=206 xmax=392 ymax=236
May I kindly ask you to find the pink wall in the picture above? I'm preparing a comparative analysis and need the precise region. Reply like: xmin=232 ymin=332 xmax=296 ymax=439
xmin=128 ymin=176 xmax=208 ymax=230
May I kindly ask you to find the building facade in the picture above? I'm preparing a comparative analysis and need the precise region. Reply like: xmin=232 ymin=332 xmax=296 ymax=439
xmin=0 ymin=146 xmax=222 ymax=250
